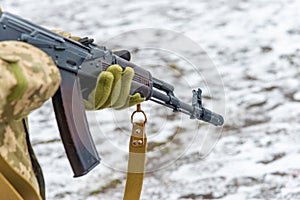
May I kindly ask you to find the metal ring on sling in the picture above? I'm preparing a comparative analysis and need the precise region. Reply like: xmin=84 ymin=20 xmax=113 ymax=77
xmin=131 ymin=104 xmax=147 ymax=124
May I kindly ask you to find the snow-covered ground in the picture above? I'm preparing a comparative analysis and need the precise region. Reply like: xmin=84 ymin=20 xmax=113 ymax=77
xmin=1 ymin=0 xmax=300 ymax=199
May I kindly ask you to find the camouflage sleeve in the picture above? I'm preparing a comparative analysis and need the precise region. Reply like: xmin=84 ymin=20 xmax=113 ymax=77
xmin=0 ymin=41 xmax=61 ymax=122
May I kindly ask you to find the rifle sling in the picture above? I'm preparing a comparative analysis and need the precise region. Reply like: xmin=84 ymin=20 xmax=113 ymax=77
xmin=0 ymin=172 xmax=23 ymax=200
xmin=0 ymin=155 xmax=41 ymax=200
xmin=123 ymin=106 xmax=147 ymax=200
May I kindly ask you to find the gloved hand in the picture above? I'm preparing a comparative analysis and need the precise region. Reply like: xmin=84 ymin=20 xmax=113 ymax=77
xmin=52 ymin=30 xmax=145 ymax=110
xmin=84 ymin=63 xmax=145 ymax=110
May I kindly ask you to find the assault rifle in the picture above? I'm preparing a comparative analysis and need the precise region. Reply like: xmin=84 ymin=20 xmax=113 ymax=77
xmin=0 ymin=11 xmax=224 ymax=177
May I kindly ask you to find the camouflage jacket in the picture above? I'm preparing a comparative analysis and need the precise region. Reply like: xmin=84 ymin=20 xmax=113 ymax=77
xmin=0 ymin=41 xmax=61 ymax=199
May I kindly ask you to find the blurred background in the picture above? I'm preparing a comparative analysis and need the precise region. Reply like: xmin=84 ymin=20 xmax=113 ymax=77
xmin=1 ymin=0 xmax=300 ymax=199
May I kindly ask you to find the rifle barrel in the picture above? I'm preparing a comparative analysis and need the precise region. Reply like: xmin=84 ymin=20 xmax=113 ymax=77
xmin=151 ymin=90 xmax=224 ymax=126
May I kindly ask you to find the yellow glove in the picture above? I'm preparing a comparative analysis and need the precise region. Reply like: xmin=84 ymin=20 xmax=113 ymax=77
xmin=84 ymin=64 xmax=145 ymax=110
xmin=52 ymin=30 xmax=145 ymax=110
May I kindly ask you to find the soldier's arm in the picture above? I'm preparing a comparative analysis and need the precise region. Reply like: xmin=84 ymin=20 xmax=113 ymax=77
xmin=0 ymin=41 xmax=61 ymax=122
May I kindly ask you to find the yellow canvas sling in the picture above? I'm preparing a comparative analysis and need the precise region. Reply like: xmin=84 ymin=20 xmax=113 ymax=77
xmin=0 ymin=172 xmax=23 ymax=200
xmin=0 ymin=155 xmax=41 ymax=200
xmin=123 ymin=104 xmax=147 ymax=200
